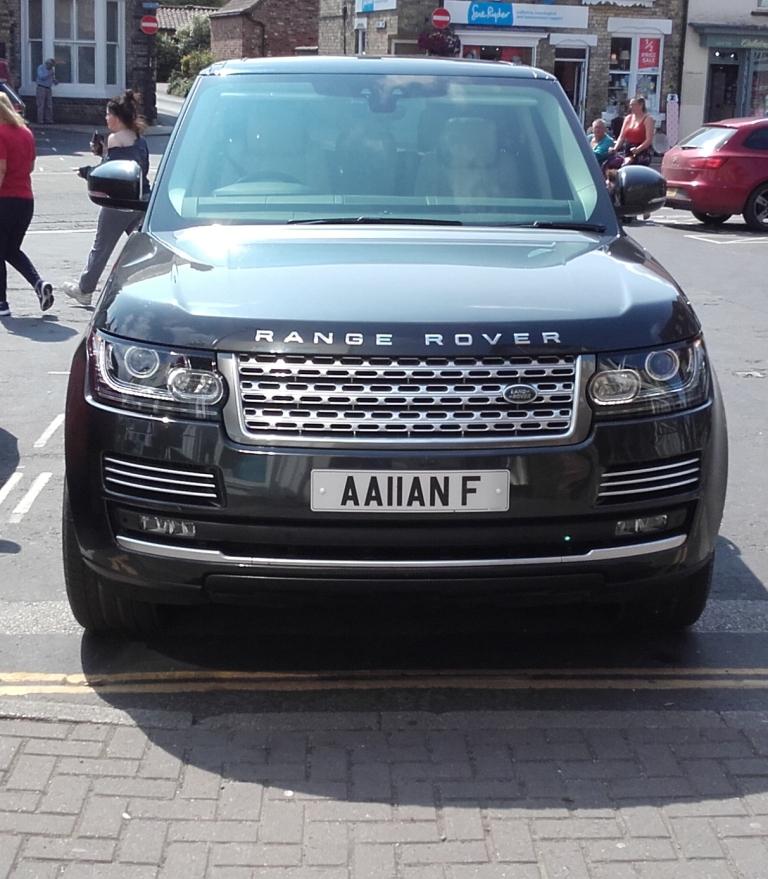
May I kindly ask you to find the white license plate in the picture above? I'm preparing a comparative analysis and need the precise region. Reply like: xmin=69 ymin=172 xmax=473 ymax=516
xmin=311 ymin=470 xmax=510 ymax=513
xmin=666 ymin=188 xmax=680 ymax=200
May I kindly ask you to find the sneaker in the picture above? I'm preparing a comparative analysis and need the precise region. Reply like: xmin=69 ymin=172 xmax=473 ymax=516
xmin=0 ymin=302 xmax=10 ymax=317
xmin=35 ymin=280 xmax=54 ymax=311
xmin=60 ymin=281 xmax=92 ymax=306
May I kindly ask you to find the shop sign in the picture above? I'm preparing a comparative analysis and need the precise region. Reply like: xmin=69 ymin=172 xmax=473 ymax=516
xmin=444 ymin=2 xmax=588 ymax=29
xmin=468 ymin=3 xmax=513 ymax=27
xmin=638 ymin=37 xmax=660 ymax=70
xmin=355 ymin=0 xmax=396 ymax=12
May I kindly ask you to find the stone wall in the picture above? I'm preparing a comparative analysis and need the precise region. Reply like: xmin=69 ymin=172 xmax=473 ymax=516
xmin=211 ymin=14 xmax=264 ymax=58
xmin=213 ymin=0 xmax=319 ymax=59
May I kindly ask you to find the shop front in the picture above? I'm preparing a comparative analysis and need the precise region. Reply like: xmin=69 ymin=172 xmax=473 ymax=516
xmin=681 ymin=22 xmax=768 ymax=137
xmin=442 ymin=1 xmax=590 ymax=120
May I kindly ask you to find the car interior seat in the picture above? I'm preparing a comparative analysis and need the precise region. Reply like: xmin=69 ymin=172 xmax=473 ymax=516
xmin=334 ymin=121 xmax=397 ymax=195
xmin=415 ymin=115 xmax=522 ymax=200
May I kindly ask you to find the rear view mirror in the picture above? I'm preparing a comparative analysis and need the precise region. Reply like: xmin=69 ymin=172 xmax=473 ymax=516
xmin=88 ymin=160 xmax=148 ymax=211
xmin=612 ymin=165 xmax=667 ymax=218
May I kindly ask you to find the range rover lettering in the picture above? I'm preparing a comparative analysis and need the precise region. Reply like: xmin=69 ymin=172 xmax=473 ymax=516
xmin=63 ymin=57 xmax=727 ymax=636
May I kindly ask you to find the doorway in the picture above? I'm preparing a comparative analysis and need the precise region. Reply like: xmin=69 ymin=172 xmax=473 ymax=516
xmin=554 ymin=48 xmax=587 ymax=124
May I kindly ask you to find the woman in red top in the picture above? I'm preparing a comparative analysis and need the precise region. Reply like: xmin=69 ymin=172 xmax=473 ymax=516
xmin=0 ymin=92 xmax=53 ymax=318
xmin=611 ymin=95 xmax=655 ymax=167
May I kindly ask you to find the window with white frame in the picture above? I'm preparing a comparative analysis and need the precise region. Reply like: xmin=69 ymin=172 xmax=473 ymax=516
xmin=23 ymin=0 xmax=124 ymax=96
xmin=608 ymin=34 xmax=664 ymax=116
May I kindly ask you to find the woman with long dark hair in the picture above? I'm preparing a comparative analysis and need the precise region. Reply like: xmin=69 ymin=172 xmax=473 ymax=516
xmin=0 ymin=92 xmax=53 ymax=318
xmin=60 ymin=90 xmax=150 ymax=306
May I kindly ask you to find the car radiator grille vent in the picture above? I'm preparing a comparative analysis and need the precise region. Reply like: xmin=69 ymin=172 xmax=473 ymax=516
xmin=235 ymin=353 xmax=578 ymax=443
xmin=598 ymin=456 xmax=701 ymax=503
xmin=102 ymin=456 xmax=221 ymax=507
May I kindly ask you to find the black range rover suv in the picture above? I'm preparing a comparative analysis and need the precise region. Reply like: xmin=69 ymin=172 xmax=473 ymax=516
xmin=63 ymin=56 xmax=727 ymax=636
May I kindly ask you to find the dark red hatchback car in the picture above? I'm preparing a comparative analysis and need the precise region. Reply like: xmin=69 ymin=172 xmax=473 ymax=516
xmin=661 ymin=117 xmax=768 ymax=231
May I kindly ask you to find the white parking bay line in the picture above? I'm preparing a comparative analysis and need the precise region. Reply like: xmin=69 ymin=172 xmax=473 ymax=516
xmin=27 ymin=229 xmax=97 ymax=235
xmin=8 ymin=473 xmax=52 ymax=524
xmin=33 ymin=414 xmax=65 ymax=449
xmin=0 ymin=472 xmax=24 ymax=510
xmin=684 ymin=234 xmax=768 ymax=245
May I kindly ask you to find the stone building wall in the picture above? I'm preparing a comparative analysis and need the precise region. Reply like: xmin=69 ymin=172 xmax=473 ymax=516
xmin=212 ymin=0 xmax=319 ymax=59
xmin=211 ymin=14 xmax=264 ymax=59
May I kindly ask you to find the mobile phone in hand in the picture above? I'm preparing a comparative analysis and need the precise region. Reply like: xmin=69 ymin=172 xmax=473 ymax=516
xmin=91 ymin=131 xmax=104 ymax=155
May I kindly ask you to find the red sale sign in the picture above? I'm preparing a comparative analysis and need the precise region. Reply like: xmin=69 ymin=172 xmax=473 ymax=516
xmin=638 ymin=38 xmax=660 ymax=70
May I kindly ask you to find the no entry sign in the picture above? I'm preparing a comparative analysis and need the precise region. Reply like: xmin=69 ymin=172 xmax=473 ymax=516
xmin=431 ymin=7 xmax=451 ymax=29
xmin=140 ymin=15 xmax=158 ymax=35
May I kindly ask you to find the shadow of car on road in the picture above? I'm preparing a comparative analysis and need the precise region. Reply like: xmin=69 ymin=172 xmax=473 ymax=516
xmin=71 ymin=533 xmax=768 ymax=818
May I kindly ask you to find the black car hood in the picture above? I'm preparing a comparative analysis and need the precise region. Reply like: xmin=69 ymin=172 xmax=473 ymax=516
xmin=97 ymin=226 xmax=699 ymax=355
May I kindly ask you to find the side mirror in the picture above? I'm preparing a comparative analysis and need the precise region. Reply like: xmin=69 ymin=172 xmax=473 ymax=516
xmin=612 ymin=165 xmax=666 ymax=218
xmin=87 ymin=160 xmax=148 ymax=212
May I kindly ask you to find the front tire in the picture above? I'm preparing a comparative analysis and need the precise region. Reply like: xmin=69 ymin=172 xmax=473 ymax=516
xmin=692 ymin=211 xmax=731 ymax=226
xmin=627 ymin=558 xmax=714 ymax=632
xmin=743 ymin=183 xmax=768 ymax=232
xmin=62 ymin=485 xmax=165 ymax=637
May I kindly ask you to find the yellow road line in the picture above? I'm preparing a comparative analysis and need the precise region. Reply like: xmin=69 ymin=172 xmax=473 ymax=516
xmin=3 ymin=667 xmax=768 ymax=686
xmin=3 ymin=670 xmax=768 ymax=696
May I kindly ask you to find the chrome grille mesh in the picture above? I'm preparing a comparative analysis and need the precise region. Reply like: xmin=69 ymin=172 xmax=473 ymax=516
xmin=598 ymin=456 xmax=701 ymax=503
xmin=234 ymin=353 xmax=578 ymax=442
xmin=103 ymin=456 xmax=221 ymax=506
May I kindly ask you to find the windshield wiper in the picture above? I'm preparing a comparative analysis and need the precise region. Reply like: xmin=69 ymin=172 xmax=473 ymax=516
xmin=494 ymin=221 xmax=608 ymax=233
xmin=287 ymin=217 xmax=463 ymax=226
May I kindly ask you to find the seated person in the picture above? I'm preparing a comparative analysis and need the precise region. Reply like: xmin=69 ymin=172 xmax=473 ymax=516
xmin=589 ymin=118 xmax=614 ymax=166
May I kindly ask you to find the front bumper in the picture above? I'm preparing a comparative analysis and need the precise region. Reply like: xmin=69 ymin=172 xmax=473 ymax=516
xmin=65 ymin=345 xmax=728 ymax=607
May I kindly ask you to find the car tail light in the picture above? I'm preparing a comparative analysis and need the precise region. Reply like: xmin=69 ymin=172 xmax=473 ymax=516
xmin=689 ymin=156 xmax=728 ymax=170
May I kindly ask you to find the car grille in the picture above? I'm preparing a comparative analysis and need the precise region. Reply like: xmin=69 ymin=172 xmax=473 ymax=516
xmin=598 ymin=456 xmax=701 ymax=503
xmin=231 ymin=353 xmax=579 ymax=444
xmin=102 ymin=455 xmax=221 ymax=506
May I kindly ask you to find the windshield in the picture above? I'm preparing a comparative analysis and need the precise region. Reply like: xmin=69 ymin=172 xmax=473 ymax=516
xmin=149 ymin=71 xmax=607 ymax=232
xmin=678 ymin=126 xmax=736 ymax=151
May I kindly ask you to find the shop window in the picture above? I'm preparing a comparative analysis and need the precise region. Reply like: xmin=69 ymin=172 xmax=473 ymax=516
xmin=749 ymin=50 xmax=768 ymax=117
xmin=608 ymin=35 xmax=663 ymax=117
xmin=462 ymin=46 xmax=532 ymax=64
xmin=23 ymin=0 xmax=123 ymax=95
xmin=28 ymin=0 xmax=43 ymax=81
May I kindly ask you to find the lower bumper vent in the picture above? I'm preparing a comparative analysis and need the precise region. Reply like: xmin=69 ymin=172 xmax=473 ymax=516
xmin=102 ymin=455 xmax=221 ymax=507
xmin=598 ymin=456 xmax=701 ymax=503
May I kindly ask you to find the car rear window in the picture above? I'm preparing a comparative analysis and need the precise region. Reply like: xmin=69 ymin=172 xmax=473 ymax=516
xmin=678 ymin=126 xmax=735 ymax=151
xmin=744 ymin=127 xmax=768 ymax=150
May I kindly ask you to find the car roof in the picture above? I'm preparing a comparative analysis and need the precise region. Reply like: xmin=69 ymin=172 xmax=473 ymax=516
xmin=705 ymin=117 xmax=768 ymax=129
xmin=201 ymin=54 xmax=556 ymax=81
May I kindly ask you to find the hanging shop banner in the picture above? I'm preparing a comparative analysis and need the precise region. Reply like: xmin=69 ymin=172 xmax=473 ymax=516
xmin=638 ymin=37 xmax=661 ymax=70
xmin=444 ymin=1 xmax=588 ymax=29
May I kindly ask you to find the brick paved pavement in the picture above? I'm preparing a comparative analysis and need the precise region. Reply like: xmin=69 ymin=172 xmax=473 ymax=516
xmin=2 ymin=702 xmax=768 ymax=877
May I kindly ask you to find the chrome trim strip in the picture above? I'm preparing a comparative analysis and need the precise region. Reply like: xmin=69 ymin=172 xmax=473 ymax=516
xmin=219 ymin=353 xmax=596 ymax=450
xmin=598 ymin=477 xmax=699 ymax=498
xmin=103 ymin=457 xmax=216 ymax=480
xmin=600 ymin=466 xmax=700 ymax=488
xmin=116 ymin=533 xmax=686 ymax=569
xmin=104 ymin=466 xmax=217 ymax=489
xmin=603 ymin=458 xmax=700 ymax=478
xmin=105 ymin=477 xmax=218 ymax=498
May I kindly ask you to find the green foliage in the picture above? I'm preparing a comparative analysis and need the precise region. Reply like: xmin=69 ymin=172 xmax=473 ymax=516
xmin=180 ymin=49 xmax=213 ymax=78
xmin=176 ymin=15 xmax=211 ymax=57
xmin=158 ymin=12 xmax=212 ymax=88
xmin=156 ymin=32 xmax=182 ymax=82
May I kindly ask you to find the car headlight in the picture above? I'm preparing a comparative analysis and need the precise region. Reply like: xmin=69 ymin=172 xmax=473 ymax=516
xmin=88 ymin=331 xmax=226 ymax=420
xmin=588 ymin=338 xmax=709 ymax=418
